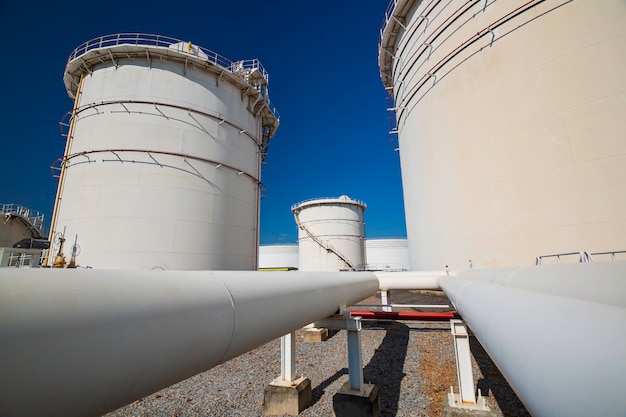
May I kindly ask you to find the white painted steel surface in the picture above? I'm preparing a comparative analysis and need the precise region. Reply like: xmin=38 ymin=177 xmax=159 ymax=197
xmin=0 ymin=268 xmax=378 ymax=417
xmin=440 ymin=261 xmax=626 ymax=417
xmin=374 ymin=270 xmax=443 ymax=291
xmin=51 ymin=34 xmax=279 ymax=270
xmin=313 ymin=313 xmax=365 ymax=392
xmin=454 ymin=262 xmax=626 ymax=308
xmin=346 ymin=320 xmax=364 ymax=392
xmin=258 ymin=244 xmax=299 ymax=269
xmin=365 ymin=238 xmax=410 ymax=271
xmin=380 ymin=0 xmax=626 ymax=269
xmin=380 ymin=289 xmax=391 ymax=312
xmin=280 ymin=333 xmax=296 ymax=382
xmin=292 ymin=196 xmax=366 ymax=271
xmin=258 ymin=238 xmax=410 ymax=271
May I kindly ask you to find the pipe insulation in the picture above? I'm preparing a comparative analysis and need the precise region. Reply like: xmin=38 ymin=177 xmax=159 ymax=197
xmin=0 ymin=268 xmax=379 ymax=417
xmin=453 ymin=262 xmax=626 ymax=308
xmin=374 ymin=270 xmax=444 ymax=290
xmin=441 ymin=261 xmax=626 ymax=417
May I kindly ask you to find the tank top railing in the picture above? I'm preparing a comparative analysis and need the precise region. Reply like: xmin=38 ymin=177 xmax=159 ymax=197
xmin=587 ymin=250 xmax=626 ymax=262
xmin=291 ymin=197 xmax=367 ymax=211
xmin=535 ymin=250 xmax=626 ymax=265
xmin=67 ymin=33 xmax=278 ymax=121
xmin=68 ymin=33 xmax=269 ymax=82
xmin=535 ymin=251 xmax=592 ymax=265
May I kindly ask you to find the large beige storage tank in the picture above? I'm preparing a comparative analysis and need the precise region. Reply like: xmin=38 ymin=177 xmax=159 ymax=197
xmin=50 ymin=34 xmax=279 ymax=270
xmin=292 ymin=196 xmax=366 ymax=271
xmin=379 ymin=1 xmax=626 ymax=269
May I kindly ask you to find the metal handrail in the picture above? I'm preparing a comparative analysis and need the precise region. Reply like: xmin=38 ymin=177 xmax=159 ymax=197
xmin=66 ymin=33 xmax=279 ymax=121
xmin=359 ymin=263 xmax=408 ymax=272
xmin=535 ymin=251 xmax=593 ymax=265
xmin=587 ymin=250 xmax=626 ymax=262
xmin=68 ymin=33 xmax=269 ymax=83
xmin=380 ymin=0 xmax=400 ymax=41
xmin=1 ymin=204 xmax=45 ymax=231
xmin=7 ymin=252 xmax=35 ymax=268
xmin=291 ymin=196 xmax=367 ymax=211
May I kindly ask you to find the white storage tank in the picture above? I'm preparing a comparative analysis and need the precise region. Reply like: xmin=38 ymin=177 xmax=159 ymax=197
xmin=379 ymin=1 xmax=626 ymax=269
xmin=49 ymin=34 xmax=279 ymax=269
xmin=257 ymin=244 xmax=299 ymax=270
xmin=292 ymin=196 xmax=366 ymax=271
xmin=365 ymin=238 xmax=410 ymax=271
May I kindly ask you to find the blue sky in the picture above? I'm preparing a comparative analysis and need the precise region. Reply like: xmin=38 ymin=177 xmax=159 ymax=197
xmin=0 ymin=1 xmax=406 ymax=244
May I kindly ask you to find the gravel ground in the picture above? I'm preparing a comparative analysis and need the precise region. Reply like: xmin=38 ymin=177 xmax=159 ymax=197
xmin=104 ymin=291 xmax=530 ymax=417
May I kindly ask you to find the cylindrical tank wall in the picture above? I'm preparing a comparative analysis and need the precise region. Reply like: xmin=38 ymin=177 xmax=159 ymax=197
xmin=293 ymin=196 xmax=366 ymax=271
xmin=257 ymin=239 xmax=410 ymax=271
xmin=258 ymin=244 xmax=299 ymax=269
xmin=52 ymin=36 xmax=278 ymax=270
xmin=365 ymin=238 xmax=410 ymax=271
xmin=380 ymin=0 xmax=626 ymax=269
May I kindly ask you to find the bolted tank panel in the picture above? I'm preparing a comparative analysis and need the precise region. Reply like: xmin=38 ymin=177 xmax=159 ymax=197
xmin=50 ymin=34 xmax=279 ymax=270
xmin=379 ymin=0 xmax=626 ymax=269
xmin=292 ymin=196 xmax=366 ymax=271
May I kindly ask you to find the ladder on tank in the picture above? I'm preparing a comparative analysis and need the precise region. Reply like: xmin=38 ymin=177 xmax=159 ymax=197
xmin=293 ymin=211 xmax=356 ymax=271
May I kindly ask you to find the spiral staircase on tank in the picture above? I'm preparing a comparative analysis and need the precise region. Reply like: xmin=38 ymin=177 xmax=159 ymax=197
xmin=293 ymin=210 xmax=356 ymax=271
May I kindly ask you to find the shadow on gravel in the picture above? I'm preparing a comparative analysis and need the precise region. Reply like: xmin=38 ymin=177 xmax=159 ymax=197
xmin=326 ymin=328 xmax=341 ymax=341
xmin=469 ymin=337 xmax=531 ymax=417
xmin=310 ymin=367 xmax=348 ymax=405
xmin=363 ymin=321 xmax=410 ymax=416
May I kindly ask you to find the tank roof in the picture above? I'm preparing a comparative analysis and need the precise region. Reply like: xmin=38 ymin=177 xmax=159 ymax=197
xmin=63 ymin=33 xmax=279 ymax=140
xmin=291 ymin=195 xmax=367 ymax=212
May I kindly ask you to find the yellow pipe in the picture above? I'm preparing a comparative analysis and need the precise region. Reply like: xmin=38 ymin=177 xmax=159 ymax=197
xmin=47 ymin=74 xmax=84 ymax=266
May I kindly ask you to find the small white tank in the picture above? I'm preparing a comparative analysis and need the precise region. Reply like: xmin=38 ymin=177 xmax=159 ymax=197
xmin=50 ymin=34 xmax=279 ymax=270
xmin=365 ymin=238 xmax=410 ymax=271
xmin=257 ymin=244 xmax=299 ymax=270
xmin=292 ymin=196 xmax=366 ymax=271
